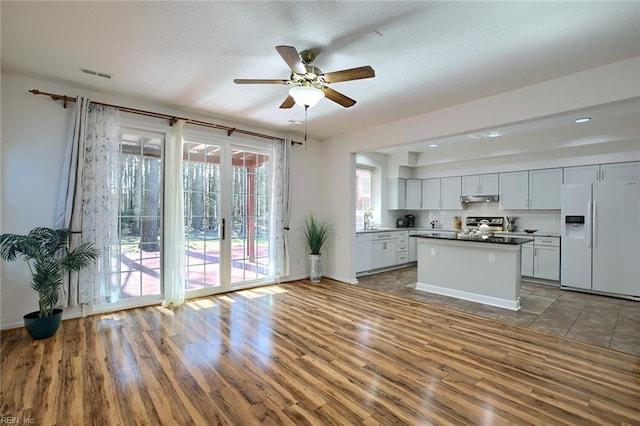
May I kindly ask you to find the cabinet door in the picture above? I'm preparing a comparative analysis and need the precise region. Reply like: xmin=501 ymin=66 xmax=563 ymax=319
xmin=601 ymin=162 xmax=640 ymax=182
xmin=461 ymin=175 xmax=480 ymax=196
xmin=534 ymin=246 xmax=560 ymax=280
xmin=356 ymin=237 xmax=372 ymax=273
xmin=529 ymin=168 xmax=562 ymax=209
xmin=405 ymin=179 xmax=422 ymax=210
xmin=440 ymin=176 xmax=462 ymax=209
xmin=421 ymin=178 xmax=441 ymax=210
xmin=521 ymin=242 xmax=534 ymax=277
xmin=371 ymin=240 xmax=397 ymax=269
xmin=563 ymin=165 xmax=599 ymax=184
xmin=499 ymin=171 xmax=529 ymax=209
xmin=479 ymin=173 xmax=499 ymax=195
xmin=408 ymin=231 xmax=417 ymax=262
xmin=387 ymin=179 xmax=406 ymax=210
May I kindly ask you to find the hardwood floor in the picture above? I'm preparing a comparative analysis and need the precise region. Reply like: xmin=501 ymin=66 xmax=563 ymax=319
xmin=1 ymin=279 xmax=639 ymax=425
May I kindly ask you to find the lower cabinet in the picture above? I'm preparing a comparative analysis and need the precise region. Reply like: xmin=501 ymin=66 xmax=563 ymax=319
xmin=521 ymin=242 xmax=534 ymax=277
xmin=521 ymin=236 xmax=560 ymax=281
xmin=371 ymin=238 xmax=397 ymax=269
xmin=408 ymin=230 xmax=417 ymax=262
xmin=356 ymin=230 xmax=411 ymax=274
xmin=356 ymin=234 xmax=372 ymax=273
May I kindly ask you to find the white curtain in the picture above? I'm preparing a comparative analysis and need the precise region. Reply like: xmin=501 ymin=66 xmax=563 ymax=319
xmin=56 ymin=99 xmax=121 ymax=308
xmin=163 ymin=120 xmax=186 ymax=306
xmin=271 ymin=138 xmax=291 ymax=281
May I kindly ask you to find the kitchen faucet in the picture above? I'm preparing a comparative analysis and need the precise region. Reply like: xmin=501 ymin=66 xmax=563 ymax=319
xmin=363 ymin=210 xmax=373 ymax=230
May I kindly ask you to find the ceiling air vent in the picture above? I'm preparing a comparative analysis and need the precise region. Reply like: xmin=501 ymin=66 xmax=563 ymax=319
xmin=81 ymin=67 xmax=113 ymax=79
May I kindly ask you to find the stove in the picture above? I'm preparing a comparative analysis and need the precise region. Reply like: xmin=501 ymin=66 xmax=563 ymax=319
xmin=465 ymin=216 xmax=505 ymax=231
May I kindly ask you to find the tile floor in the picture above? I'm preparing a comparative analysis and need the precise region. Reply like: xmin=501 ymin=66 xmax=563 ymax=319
xmin=354 ymin=266 xmax=640 ymax=355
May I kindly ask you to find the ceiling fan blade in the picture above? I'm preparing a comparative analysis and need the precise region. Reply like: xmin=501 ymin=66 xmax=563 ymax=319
xmin=275 ymin=45 xmax=307 ymax=74
xmin=233 ymin=79 xmax=289 ymax=84
xmin=322 ymin=66 xmax=375 ymax=83
xmin=279 ymin=96 xmax=295 ymax=109
xmin=321 ymin=87 xmax=356 ymax=108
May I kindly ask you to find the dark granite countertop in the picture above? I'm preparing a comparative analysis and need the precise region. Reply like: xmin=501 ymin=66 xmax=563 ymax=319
xmin=412 ymin=233 xmax=533 ymax=245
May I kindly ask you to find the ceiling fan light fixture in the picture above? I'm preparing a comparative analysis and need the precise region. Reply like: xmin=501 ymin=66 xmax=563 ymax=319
xmin=289 ymin=85 xmax=324 ymax=108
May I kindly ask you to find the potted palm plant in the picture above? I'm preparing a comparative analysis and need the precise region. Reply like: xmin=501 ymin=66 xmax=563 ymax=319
xmin=303 ymin=214 xmax=331 ymax=282
xmin=0 ymin=227 xmax=100 ymax=339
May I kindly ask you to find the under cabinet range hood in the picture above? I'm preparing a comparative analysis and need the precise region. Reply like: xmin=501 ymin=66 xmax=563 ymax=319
xmin=460 ymin=195 xmax=499 ymax=203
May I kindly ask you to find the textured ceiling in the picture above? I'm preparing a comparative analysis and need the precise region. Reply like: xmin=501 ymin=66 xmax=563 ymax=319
xmin=2 ymin=1 xmax=639 ymax=160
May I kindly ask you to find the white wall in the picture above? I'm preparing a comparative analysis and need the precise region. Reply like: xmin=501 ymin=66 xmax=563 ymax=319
xmin=0 ymin=72 xmax=323 ymax=328
xmin=321 ymin=57 xmax=640 ymax=283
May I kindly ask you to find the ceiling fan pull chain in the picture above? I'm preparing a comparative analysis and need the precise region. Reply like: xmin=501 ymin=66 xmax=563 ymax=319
xmin=304 ymin=105 xmax=308 ymax=143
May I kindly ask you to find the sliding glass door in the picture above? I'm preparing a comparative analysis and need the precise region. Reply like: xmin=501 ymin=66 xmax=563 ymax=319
xmin=183 ymin=137 xmax=273 ymax=296
xmin=116 ymin=130 xmax=164 ymax=303
xmin=110 ymin=125 xmax=274 ymax=309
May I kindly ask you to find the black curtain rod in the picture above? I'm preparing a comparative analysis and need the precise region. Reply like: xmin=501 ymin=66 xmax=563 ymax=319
xmin=29 ymin=89 xmax=303 ymax=146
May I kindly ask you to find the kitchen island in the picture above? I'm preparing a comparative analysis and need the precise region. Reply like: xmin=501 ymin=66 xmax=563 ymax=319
xmin=412 ymin=233 xmax=533 ymax=310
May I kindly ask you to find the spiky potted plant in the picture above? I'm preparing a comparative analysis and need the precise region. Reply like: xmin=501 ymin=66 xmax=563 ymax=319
xmin=0 ymin=227 xmax=100 ymax=339
xmin=303 ymin=214 xmax=331 ymax=283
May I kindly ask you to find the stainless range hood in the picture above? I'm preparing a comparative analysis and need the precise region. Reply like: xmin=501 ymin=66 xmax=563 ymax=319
xmin=460 ymin=195 xmax=499 ymax=203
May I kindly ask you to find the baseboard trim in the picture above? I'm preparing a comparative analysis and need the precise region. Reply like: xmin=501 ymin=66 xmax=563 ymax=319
xmin=416 ymin=282 xmax=521 ymax=311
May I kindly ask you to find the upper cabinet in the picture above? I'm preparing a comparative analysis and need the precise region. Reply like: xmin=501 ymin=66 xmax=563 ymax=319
xmin=499 ymin=168 xmax=562 ymax=210
xmin=499 ymin=171 xmax=529 ymax=209
xmin=529 ymin=168 xmax=562 ymax=209
xmin=461 ymin=173 xmax=499 ymax=196
xmin=563 ymin=162 xmax=639 ymax=184
xmin=441 ymin=176 xmax=462 ymax=209
xmin=422 ymin=176 xmax=461 ymax=210
xmin=421 ymin=178 xmax=441 ymax=210
xmin=387 ymin=178 xmax=406 ymax=210
xmin=405 ymin=179 xmax=422 ymax=210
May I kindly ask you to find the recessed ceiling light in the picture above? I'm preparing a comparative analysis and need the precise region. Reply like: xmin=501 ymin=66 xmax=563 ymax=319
xmin=574 ymin=117 xmax=591 ymax=123
xmin=487 ymin=131 xmax=502 ymax=138
xmin=428 ymin=143 xmax=439 ymax=148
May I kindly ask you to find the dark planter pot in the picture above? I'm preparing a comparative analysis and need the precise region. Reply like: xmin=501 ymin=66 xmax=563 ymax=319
xmin=23 ymin=309 xmax=63 ymax=340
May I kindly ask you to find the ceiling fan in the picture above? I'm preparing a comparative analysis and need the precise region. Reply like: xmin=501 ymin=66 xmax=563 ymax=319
xmin=233 ymin=45 xmax=375 ymax=109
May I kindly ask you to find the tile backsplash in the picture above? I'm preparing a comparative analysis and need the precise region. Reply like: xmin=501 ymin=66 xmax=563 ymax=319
xmin=386 ymin=203 xmax=561 ymax=234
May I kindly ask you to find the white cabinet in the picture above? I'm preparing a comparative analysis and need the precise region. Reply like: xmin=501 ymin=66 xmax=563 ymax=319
xmin=500 ymin=169 xmax=562 ymax=210
xmin=499 ymin=171 xmax=529 ymax=209
xmin=601 ymin=162 xmax=639 ymax=182
xmin=421 ymin=178 xmax=441 ymax=210
xmin=441 ymin=177 xmax=462 ymax=209
xmin=395 ymin=231 xmax=409 ymax=264
xmin=529 ymin=168 xmax=562 ymax=209
xmin=356 ymin=234 xmax=372 ymax=273
xmin=387 ymin=179 xmax=406 ymax=210
xmin=408 ymin=230 xmax=417 ymax=262
xmin=461 ymin=173 xmax=499 ymax=196
xmin=564 ymin=162 xmax=640 ymax=184
xmin=534 ymin=245 xmax=560 ymax=281
xmin=371 ymin=238 xmax=397 ymax=269
xmin=405 ymin=179 xmax=422 ymax=210
xmin=521 ymin=236 xmax=560 ymax=281
xmin=421 ymin=177 xmax=461 ymax=210
xmin=563 ymin=165 xmax=599 ymax=184
xmin=521 ymin=242 xmax=534 ymax=277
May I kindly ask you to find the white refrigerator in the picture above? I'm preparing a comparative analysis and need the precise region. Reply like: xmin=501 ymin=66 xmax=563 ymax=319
xmin=561 ymin=181 xmax=640 ymax=297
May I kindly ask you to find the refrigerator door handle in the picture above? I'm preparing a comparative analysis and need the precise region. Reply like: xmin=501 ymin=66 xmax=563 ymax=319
xmin=587 ymin=200 xmax=593 ymax=248
xmin=592 ymin=201 xmax=597 ymax=248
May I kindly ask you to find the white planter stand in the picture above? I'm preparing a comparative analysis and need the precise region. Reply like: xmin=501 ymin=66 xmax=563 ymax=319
xmin=309 ymin=254 xmax=322 ymax=282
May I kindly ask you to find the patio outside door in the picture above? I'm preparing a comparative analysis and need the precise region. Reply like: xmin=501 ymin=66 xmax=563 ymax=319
xmin=183 ymin=139 xmax=272 ymax=296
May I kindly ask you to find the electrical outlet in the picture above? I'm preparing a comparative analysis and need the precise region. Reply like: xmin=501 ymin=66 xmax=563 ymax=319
xmin=431 ymin=248 xmax=437 ymax=256
xmin=296 ymin=258 xmax=300 ymax=266
xmin=489 ymin=253 xmax=496 ymax=263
